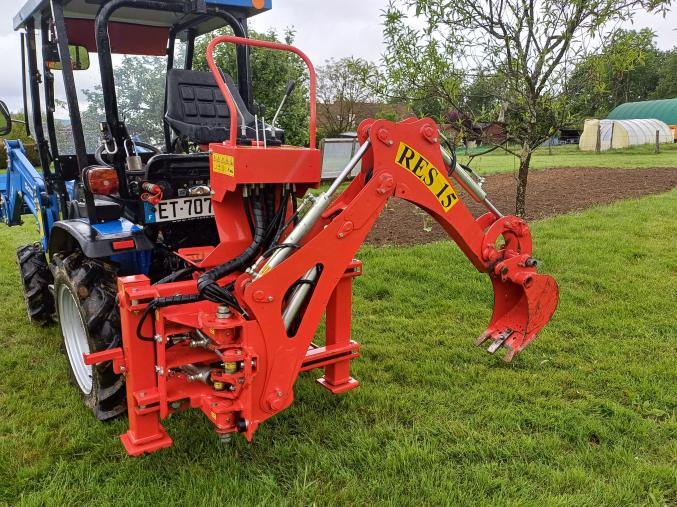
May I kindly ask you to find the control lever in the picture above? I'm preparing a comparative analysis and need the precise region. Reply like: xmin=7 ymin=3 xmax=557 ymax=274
xmin=271 ymin=80 xmax=297 ymax=138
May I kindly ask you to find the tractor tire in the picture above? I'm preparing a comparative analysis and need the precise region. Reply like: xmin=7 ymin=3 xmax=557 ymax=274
xmin=16 ymin=243 xmax=54 ymax=326
xmin=52 ymin=251 xmax=126 ymax=421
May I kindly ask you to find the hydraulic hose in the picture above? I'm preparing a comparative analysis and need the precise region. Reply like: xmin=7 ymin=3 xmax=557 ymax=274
xmin=137 ymin=293 xmax=203 ymax=341
xmin=197 ymin=191 xmax=267 ymax=306
xmin=267 ymin=187 xmax=291 ymax=247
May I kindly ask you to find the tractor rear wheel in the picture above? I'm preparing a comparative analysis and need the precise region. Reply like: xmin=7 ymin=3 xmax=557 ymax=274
xmin=16 ymin=243 xmax=54 ymax=326
xmin=52 ymin=252 xmax=126 ymax=421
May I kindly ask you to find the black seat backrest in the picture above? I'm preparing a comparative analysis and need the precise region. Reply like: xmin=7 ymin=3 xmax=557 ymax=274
xmin=165 ymin=69 xmax=254 ymax=145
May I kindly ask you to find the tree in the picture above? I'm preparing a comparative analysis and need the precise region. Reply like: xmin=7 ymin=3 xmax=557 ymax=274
xmin=0 ymin=112 xmax=41 ymax=169
xmin=193 ymin=28 xmax=310 ymax=146
xmin=568 ymin=29 xmax=663 ymax=118
xmin=316 ymin=57 xmax=379 ymax=137
xmin=381 ymin=9 xmax=462 ymax=120
xmin=383 ymin=0 xmax=672 ymax=216
xmin=462 ymin=72 xmax=507 ymax=120
xmin=652 ymin=48 xmax=677 ymax=99
xmin=81 ymin=56 xmax=167 ymax=149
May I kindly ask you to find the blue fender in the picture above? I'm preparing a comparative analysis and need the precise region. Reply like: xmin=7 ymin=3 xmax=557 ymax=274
xmin=48 ymin=218 xmax=154 ymax=275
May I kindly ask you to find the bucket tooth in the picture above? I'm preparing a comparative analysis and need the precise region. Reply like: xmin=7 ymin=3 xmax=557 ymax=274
xmin=475 ymin=332 xmax=492 ymax=347
xmin=486 ymin=329 xmax=513 ymax=354
xmin=503 ymin=348 xmax=517 ymax=363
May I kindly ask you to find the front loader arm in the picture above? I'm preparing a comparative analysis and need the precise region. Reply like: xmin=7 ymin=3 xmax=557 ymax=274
xmin=238 ymin=118 xmax=559 ymax=428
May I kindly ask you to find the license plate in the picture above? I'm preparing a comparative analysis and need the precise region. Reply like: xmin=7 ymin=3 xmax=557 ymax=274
xmin=144 ymin=196 xmax=214 ymax=224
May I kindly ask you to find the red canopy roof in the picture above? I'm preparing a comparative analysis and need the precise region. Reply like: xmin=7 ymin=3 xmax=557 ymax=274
xmin=65 ymin=18 xmax=169 ymax=56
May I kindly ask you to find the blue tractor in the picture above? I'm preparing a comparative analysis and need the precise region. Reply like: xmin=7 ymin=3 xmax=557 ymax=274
xmin=1 ymin=0 xmax=278 ymax=420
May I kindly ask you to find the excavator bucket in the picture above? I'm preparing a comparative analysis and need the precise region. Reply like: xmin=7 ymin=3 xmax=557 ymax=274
xmin=478 ymin=271 xmax=559 ymax=362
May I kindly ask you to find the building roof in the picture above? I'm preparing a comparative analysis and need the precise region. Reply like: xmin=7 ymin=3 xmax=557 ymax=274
xmin=608 ymin=98 xmax=677 ymax=126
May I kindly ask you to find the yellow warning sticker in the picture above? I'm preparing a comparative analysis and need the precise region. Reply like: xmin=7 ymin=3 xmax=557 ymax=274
xmin=395 ymin=142 xmax=459 ymax=212
xmin=213 ymin=153 xmax=235 ymax=176
xmin=35 ymin=201 xmax=44 ymax=236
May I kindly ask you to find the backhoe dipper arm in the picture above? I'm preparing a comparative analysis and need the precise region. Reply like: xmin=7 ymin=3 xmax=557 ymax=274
xmin=235 ymin=118 xmax=559 ymax=433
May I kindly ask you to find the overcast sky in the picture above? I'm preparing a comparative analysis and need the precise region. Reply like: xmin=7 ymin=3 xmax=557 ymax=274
xmin=0 ymin=0 xmax=674 ymax=113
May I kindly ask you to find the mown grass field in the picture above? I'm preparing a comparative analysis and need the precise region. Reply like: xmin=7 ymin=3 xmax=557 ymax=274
xmin=459 ymin=143 xmax=677 ymax=175
xmin=0 ymin=190 xmax=675 ymax=505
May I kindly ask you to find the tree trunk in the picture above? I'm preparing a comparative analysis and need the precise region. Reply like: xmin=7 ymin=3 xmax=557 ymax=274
xmin=515 ymin=145 xmax=532 ymax=218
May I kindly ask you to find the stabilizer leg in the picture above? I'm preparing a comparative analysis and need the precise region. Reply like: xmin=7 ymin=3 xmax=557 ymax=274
xmin=316 ymin=266 xmax=360 ymax=393
xmin=117 ymin=276 xmax=173 ymax=456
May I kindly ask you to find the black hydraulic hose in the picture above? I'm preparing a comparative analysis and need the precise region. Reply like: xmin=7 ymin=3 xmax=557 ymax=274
xmin=271 ymin=189 xmax=291 ymax=246
xmin=197 ymin=193 xmax=267 ymax=305
xmin=154 ymin=266 xmax=197 ymax=285
xmin=264 ymin=185 xmax=275 ymax=226
xmin=261 ymin=243 xmax=300 ymax=260
xmin=136 ymin=293 xmax=203 ymax=341
xmin=243 ymin=194 xmax=255 ymax=236
xmin=291 ymin=190 xmax=299 ymax=225
xmin=274 ymin=193 xmax=301 ymax=246
xmin=441 ymin=137 xmax=457 ymax=175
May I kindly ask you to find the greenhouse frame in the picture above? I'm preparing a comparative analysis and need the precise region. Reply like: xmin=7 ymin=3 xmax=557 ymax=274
xmin=579 ymin=118 xmax=673 ymax=152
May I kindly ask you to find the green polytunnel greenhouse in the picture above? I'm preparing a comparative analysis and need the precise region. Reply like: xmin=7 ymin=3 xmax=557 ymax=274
xmin=608 ymin=99 xmax=677 ymax=126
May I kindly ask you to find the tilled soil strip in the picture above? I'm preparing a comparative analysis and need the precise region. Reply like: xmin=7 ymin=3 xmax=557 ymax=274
xmin=365 ymin=167 xmax=677 ymax=247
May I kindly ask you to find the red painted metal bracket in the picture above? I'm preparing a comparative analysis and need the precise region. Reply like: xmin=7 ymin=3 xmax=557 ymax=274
xmin=84 ymin=347 xmax=126 ymax=374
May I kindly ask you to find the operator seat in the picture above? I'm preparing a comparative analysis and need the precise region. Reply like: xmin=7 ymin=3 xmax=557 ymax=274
xmin=165 ymin=68 xmax=255 ymax=145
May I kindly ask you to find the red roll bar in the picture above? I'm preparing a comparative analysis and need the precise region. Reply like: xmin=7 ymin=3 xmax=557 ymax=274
xmin=206 ymin=35 xmax=318 ymax=148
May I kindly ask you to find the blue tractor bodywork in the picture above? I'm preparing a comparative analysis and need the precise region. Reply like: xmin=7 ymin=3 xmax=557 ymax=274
xmin=1 ymin=140 xmax=154 ymax=275
xmin=0 ymin=0 xmax=272 ymax=274
xmin=5 ymin=0 xmax=270 ymax=272
xmin=1 ymin=140 xmax=63 ymax=251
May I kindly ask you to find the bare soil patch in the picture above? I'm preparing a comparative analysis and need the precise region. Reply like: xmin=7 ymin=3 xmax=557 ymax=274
xmin=365 ymin=167 xmax=677 ymax=247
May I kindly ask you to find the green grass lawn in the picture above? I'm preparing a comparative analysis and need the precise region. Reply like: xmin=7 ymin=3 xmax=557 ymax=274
xmin=1 ymin=191 xmax=675 ymax=505
xmin=459 ymin=143 xmax=677 ymax=175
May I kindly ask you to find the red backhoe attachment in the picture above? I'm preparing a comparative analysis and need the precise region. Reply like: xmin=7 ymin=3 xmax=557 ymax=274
xmin=84 ymin=36 xmax=558 ymax=456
